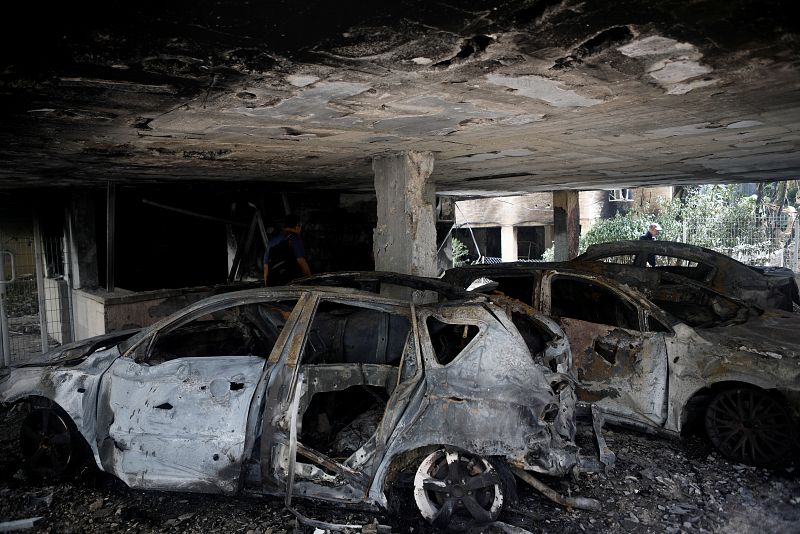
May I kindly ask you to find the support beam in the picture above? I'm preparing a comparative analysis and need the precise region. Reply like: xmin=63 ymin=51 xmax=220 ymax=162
xmin=0 ymin=253 xmax=9 ymax=366
xmin=544 ymin=225 xmax=554 ymax=255
xmin=436 ymin=197 xmax=455 ymax=272
xmin=106 ymin=182 xmax=116 ymax=292
xmin=553 ymin=191 xmax=580 ymax=261
xmin=501 ymin=225 xmax=518 ymax=262
xmin=32 ymin=213 xmax=50 ymax=353
xmin=66 ymin=193 xmax=99 ymax=290
xmin=373 ymin=151 xmax=436 ymax=298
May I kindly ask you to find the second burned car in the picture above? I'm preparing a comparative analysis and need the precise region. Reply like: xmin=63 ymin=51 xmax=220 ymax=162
xmin=445 ymin=263 xmax=800 ymax=467
xmin=576 ymin=240 xmax=800 ymax=312
xmin=0 ymin=286 xmax=611 ymax=531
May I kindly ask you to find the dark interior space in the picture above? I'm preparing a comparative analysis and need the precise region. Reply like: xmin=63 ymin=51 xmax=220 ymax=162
xmin=426 ymin=317 xmax=479 ymax=365
xmin=300 ymin=385 xmax=389 ymax=458
xmin=551 ymin=277 xmax=639 ymax=330
xmin=114 ymin=186 xmax=229 ymax=291
xmin=517 ymin=226 xmax=545 ymax=260
xmin=453 ymin=227 xmax=502 ymax=261
xmin=22 ymin=184 xmax=380 ymax=293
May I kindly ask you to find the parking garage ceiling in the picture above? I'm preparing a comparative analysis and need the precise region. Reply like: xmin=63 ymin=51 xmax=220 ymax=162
xmin=0 ymin=0 xmax=798 ymax=195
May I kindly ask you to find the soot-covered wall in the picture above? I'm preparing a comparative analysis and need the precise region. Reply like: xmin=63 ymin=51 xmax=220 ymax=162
xmin=113 ymin=186 xmax=229 ymax=291
xmin=107 ymin=186 xmax=376 ymax=292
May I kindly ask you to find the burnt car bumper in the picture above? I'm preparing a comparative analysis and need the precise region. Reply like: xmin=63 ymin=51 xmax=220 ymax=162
xmin=505 ymin=389 xmax=615 ymax=476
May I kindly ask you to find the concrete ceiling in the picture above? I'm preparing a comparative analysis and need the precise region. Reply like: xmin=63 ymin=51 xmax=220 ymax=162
xmin=1 ymin=0 xmax=798 ymax=195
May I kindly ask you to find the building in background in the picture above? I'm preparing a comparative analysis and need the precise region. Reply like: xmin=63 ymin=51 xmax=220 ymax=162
xmin=453 ymin=186 xmax=673 ymax=262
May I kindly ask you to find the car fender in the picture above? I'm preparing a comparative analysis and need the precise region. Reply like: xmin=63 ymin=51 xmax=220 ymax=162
xmin=0 ymin=348 xmax=121 ymax=463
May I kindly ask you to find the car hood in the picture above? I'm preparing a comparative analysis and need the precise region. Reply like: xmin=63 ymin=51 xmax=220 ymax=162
xmin=15 ymin=329 xmax=140 ymax=368
xmin=699 ymin=310 xmax=800 ymax=360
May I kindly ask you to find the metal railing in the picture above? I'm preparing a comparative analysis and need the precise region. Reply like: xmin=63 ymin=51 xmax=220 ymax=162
xmin=0 ymin=233 xmax=65 ymax=366
xmin=680 ymin=214 xmax=799 ymax=272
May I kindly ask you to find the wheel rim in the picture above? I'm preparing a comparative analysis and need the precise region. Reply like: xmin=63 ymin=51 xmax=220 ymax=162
xmin=19 ymin=408 xmax=75 ymax=479
xmin=413 ymin=449 xmax=504 ymax=531
xmin=705 ymin=388 xmax=794 ymax=466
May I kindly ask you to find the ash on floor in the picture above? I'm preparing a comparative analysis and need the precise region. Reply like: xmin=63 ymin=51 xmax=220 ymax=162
xmin=1 ymin=407 xmax=797 ymax=533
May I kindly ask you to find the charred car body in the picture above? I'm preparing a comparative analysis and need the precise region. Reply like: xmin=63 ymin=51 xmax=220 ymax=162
xmin=0 ymin=286 xmax=611 ymax=531
xmin=576 ymin=240 xmax=800 ymax=312
xmin=444 ymin=263 xmax=800 ymax=466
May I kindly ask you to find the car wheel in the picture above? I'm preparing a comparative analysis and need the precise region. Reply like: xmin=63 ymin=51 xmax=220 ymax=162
xmin=19 ymin=407 xmax=82 ymax=481
xmin=413 ymin=448 xmax=514 ymax=531
xmin=705 ymin=387 xmax=794 ymax=466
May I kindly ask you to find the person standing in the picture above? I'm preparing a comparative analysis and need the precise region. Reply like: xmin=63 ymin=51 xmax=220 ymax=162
xmin=639 ymin=222 xmax=661 ymax=266
xmin=263 ymin=214 xmax=311 ymax=286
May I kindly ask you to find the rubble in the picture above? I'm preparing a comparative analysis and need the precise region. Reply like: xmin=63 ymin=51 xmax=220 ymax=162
xmin=2 ymin=401 xmax=798 ymax=532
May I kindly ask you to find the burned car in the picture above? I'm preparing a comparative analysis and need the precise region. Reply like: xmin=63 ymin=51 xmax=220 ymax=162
xmin=444 ymin=264 xmax=800 ymax=466
xmin=0 ymin=286 xmax=610 ymax=531
xmin=576 ymin=240 xmax=800 ymax=312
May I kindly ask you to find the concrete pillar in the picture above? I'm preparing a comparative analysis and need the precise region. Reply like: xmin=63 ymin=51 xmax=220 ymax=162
xmin=66 ymin=193 xmax=99 ymax=290
xmin=373 ymin=151 xmax=436 ymax=299
xmin=501 ymin=225 xmax=518 ymax=262
xmin=553 ymin=191 xmax=580 ymax=261
xmin=544 ymin=225 xmax=554 ymax=254
xmin=436 ymin=197 xmax=455 ymax=272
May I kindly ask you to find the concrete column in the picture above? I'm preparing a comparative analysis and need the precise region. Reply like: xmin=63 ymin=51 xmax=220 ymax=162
xmin=553 ymin=191 xmax=580 ymax=261
xmin=373 ymin=151 xmax=436 ymax=297
xmin=32 ymin=214 xmax=50 ymax=353
xmin=544 ymin=225 xmax=554 ymax=254
xmin=66 ymin=193 xmax=99 ymax=289
xmin=436 ymin=197 xmax=455 ymax=272
xmin=501 ymin=225 xmax=518 ymax=262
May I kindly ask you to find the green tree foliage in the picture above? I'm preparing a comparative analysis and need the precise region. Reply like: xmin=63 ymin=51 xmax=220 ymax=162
xmin=451 ymin=237 xmax=470 ymax=266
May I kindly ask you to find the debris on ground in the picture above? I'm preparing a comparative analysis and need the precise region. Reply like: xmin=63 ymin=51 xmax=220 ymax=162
xmin=1 ymin=406 xmax=798 ymax=533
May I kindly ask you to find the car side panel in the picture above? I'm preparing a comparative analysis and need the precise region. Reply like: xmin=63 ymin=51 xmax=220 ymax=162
xmin=559 ymin=318 xmax=669 ymax=428
xmin=96 ymin=355 xmax=265 ymax=494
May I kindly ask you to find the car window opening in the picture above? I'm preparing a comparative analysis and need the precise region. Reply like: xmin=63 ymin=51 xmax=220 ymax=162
xmin=302 ymin=301 xmax=410 ymax=365
xmin=485 ymin=276 xmax=535 ymax=303
xmin=551 ymin=278 xmax=640 ymax=331
xmin=653 ymin=256 xmax=713 ymax=281
xmin=649 ymin=287 xmax=746 ymax=328
xmin=597 ymin=254 xmax=637 ymax=265
xmin=509 ymin=312 xmax=556 ymax=371
xmin=646 ymin=314 xmax=671 ymax=333
xmin=148 ymin=300 xmax=298 ymax=363
xmin=426 ymin=317 xmax=479 ymax=365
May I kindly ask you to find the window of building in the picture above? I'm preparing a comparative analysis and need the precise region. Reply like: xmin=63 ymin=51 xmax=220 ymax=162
xmin=609 ymin=189 xmax=633 ymax=202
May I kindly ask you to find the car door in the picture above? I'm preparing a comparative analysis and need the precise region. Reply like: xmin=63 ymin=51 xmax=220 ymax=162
xmin=96 ymin=296 xmax=301 ymax=494
xmin=540 ymin=272 xmax=669 ymax=428
xmin=260 ymin=293 xmax=416 ymax=504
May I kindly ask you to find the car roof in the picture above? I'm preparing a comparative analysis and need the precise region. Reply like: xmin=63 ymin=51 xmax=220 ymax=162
xmin=445 ymin=261 xmax=752 ymax=326
xmin=118 ymin=284 xmax=492 ymax=357
xmin=290 ymin=271 xmax=471 ymax=300
xmin=577 ymin=240 xmax=753 ymax=270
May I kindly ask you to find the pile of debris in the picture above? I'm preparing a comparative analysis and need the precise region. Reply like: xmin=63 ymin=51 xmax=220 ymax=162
xmin=1 ymin=404 xmax=797 ymax=533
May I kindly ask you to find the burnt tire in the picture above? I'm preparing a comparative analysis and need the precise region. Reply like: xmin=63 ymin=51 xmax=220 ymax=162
xmin=705 ymin=387 xmax=794 ymax=467
xmin=19 ymin=407 xmax=83 ymax=482
xmin=412 ymin=448 xmax=516 ymax=532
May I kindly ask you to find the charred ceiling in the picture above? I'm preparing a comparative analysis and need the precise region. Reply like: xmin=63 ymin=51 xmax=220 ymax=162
xmin=0 ymin=0 xmax=798 ymax=193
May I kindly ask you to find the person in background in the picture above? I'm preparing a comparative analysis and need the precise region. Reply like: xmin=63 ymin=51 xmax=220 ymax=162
xmin=263 ymin=214 xmax=311 ymax=286
xmin=639 ymin=222 xmax=661 ymax=267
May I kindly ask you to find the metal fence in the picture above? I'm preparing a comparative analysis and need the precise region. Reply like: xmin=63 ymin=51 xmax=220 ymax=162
xmin=475 ymin=256 xmax=541 ymax=264
xmin=680 ymin=214 xmax=799 ymax=271
xmin=0 ymin=232 xmax=65 ymax=366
